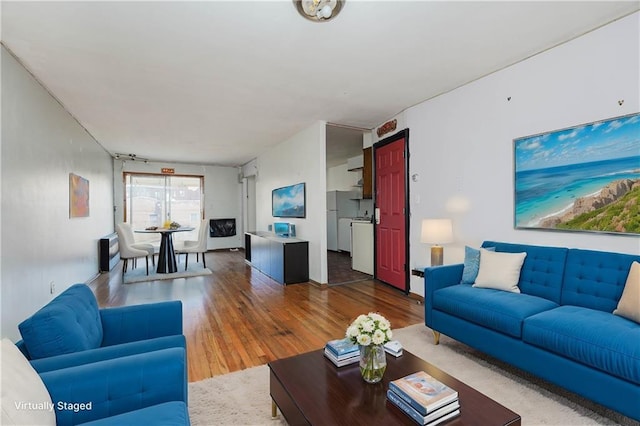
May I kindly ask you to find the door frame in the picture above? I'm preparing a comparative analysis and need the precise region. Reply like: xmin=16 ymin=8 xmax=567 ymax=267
xmin=373 ymin=128 xmax=410 ymax=294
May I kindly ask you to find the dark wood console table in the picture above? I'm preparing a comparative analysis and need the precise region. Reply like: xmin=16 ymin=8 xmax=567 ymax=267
xmin=244 ymin=232 xmax=309 ymax=284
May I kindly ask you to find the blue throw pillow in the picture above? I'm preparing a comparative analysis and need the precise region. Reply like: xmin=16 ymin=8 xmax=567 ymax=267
xmin=461 ymin=246 xmax=494 ymax=284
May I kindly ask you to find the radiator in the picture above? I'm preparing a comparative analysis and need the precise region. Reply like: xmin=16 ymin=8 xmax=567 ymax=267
xmin=99 ymin=233 xmax=120 ymax=272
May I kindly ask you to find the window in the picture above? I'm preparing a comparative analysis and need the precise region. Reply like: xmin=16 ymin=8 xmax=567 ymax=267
xmin=124 ymin=173 xmax=204 ymax=244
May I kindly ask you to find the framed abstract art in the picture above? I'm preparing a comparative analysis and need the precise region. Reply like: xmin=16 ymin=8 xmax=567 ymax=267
xmin=69 ymin=173 xmax=90 ymax=218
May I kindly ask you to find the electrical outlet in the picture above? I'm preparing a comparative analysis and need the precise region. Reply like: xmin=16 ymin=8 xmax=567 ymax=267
xmin=50 ymin=281 xmax=55 ymax=294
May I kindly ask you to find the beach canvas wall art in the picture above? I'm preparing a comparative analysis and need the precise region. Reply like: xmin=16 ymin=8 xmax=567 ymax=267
xmin=69 ymin=173 xmax=90 ymax=218
xmin=514 ymin=113 xmax=639 ymax=235
xmin=272 ymin=182 xmax=306 ymax=218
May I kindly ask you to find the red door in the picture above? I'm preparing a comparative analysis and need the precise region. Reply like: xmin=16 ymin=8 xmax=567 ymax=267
xmin=375 ymin=132 xmax=408 ymax=291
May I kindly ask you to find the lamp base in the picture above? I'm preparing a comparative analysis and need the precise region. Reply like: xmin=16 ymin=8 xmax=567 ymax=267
xmin=431 ymin=246 xmax=444 ymax=266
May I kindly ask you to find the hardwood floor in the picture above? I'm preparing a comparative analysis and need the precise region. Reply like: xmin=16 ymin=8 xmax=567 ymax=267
xmin=89 ymin=250 xmax=425 ymax=382
xmin=327 ymin=250 xmax=372 ymax=284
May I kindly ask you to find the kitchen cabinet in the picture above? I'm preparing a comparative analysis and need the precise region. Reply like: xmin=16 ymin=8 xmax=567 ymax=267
xmin=362 ymin=146 xmax=372 ymax=199
xmin=352 ymin=222 xmax=373 ymax=274
xmin=245 ymin=232 xmax=309 ymax=284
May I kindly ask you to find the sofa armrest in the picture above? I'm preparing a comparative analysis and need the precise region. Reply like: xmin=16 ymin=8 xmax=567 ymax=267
xmin=40 ymin=347 xmax=187 ymax=426
xmin=31 ymin=335 xmax=186 ymax=373
xmin=100 ymin=301 xmax=183 ymax=346
xmin=424 ymin=264 xmax=464 ymax=327
xmin=14 ymin=339 xmax=31 ymax=359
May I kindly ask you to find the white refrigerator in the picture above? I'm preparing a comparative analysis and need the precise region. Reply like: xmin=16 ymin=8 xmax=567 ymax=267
xmin=327 ymin=191 xmax=358 ymax=251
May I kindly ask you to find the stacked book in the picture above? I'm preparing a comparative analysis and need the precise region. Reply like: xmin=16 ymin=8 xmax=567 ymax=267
xmin=387 ymin=371 xmax=460 ymax=425
xmin=384 ymin=340 xmax=403 ymax=357
xmin=324 ymin=338 xmax=359 ymax=367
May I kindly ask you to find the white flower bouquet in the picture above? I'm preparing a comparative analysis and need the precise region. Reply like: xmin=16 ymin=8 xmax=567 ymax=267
xmin=346 ymin=312 xmax=393 ymax=346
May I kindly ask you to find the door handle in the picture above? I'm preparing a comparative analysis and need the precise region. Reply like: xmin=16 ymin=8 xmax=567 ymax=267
xmin=374 ymin=208 xmax=380 ymax=225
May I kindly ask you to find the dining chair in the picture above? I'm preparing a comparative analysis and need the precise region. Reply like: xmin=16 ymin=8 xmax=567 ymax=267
xmin=119 ymin=222 xmax=156 ymax=267
xmin=115 ymin=223 xmax=152 ymax=275
xmin=176 ymin=220 xmax=209 ymax=270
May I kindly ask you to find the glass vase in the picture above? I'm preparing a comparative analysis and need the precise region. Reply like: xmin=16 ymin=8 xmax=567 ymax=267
xmin=359 ymin=344 xmax=387 ymax=384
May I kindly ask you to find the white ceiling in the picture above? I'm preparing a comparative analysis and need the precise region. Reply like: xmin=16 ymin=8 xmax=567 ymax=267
xmin=2 ymin=1 xmax=638 ymax=167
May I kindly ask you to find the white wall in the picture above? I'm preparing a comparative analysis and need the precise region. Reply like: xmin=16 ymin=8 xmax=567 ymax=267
xmin=113 ymin=160 xmax=243 ymax=250
xmin=255 ymin=121 xmax=327 ymax=283
xmin=327 ymin=163 xmax=357 ymax=191
xmin=405 ymin=13 xmax=640 ymax=296
xmin=1 ymin=47 xmax=114 ymax=340
xmin=243 ymin=175 xmax=257 ymax=234
xmin=241 ymin=159 xmax=258 ymax=235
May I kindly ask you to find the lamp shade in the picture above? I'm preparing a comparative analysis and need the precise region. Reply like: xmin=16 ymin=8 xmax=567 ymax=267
xmin=421 ymin=219 xmax=453 ymax=245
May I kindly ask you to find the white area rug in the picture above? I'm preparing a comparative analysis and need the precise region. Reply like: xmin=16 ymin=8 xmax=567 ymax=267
xmin=123 ymin=262 xmax=211 ymax=284
xmin=188 ymin=324 xmax=637 ymax=426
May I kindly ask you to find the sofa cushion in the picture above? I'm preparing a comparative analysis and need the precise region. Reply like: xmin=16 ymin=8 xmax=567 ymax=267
xmin=78 ymin=401 xmax=189 ymax=426
xmin=523 ymin=305 xmax=640 ymax=385
xmin=482 ymin=241 xmax=567 ymax=303
xmin=0 ymin=338 xmax=56 ymax=426
xmin=461 ymin=246 xmax=494 ymax=284
xmin=613 ymin=261 xmax=640 ymax=324
xmin=473 ymin=250 xmax=526 ymax=293
xmin=19 ymin=284 xmax=104 ymax=359
xmin=433 ymin=285 xmax=558 ymax=338
xmin=562 ymin=249 xmax=640 ymax=313
xmin=30 ymin=334 xmax=186 ymax=373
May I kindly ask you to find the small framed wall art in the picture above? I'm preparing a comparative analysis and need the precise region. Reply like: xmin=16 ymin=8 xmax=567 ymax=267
xmin=69 ymin=173 xmax=90 ymax=218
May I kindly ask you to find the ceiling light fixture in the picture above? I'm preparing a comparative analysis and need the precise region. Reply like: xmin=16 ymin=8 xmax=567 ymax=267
xmin=294 ymin=0 xmax=344 ymax=22
xmin=114 ymin=153 xmax=149 ymax=163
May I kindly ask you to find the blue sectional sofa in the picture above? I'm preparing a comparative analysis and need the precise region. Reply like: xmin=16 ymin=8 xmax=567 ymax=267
xmin=10 ymin=283 xmax=190 ymax=424
xmin=424 ymin=241 xmax=640 ymax=421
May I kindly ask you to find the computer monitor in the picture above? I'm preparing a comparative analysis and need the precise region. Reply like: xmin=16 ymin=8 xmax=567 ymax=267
xmin=274 ymin=222 xmax=290 ymax=237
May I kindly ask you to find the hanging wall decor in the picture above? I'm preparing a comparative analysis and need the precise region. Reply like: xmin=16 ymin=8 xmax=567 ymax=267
xmin=272 ymin=182 xmax=306 ymax=218
xmin=514 ymin=112 xmax=639 ymax=235
xmin=69 ymin=173 xmax=90 ymax=218
xmin=377 ymin=119 xmax=397 ymax=138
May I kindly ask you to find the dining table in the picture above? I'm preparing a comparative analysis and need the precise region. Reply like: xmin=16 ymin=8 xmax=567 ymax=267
xmin=135 ymin=226 xmax=195 ymax=273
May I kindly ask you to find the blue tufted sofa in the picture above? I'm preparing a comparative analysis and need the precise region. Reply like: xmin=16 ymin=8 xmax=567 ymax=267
xmin=40 ymin=347 xmax=189 ymax=425
xmin=424 ymin=241 xmax=640 ymax=421
xmin=16 ymin=284 xmax=185 ymax=370
xmin=11 ymin=283 xmax=190 ymax=424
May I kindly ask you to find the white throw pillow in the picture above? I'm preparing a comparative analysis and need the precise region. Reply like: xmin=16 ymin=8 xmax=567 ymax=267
xmin=613 ymin=261 xmax=640 ymax=324
xmin=473 ymin=249 xmax=527 ymax=293
xmin=1 ymin=338 xmax=55 ymax=425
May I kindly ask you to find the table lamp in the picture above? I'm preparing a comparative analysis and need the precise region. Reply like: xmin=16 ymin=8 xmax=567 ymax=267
xmin=421 ymin=218 xmax=453 ymax=266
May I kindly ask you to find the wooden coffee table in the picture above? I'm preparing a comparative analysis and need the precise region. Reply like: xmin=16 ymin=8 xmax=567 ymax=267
xmin=269 ymin=349 xmax=520 ymax=426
